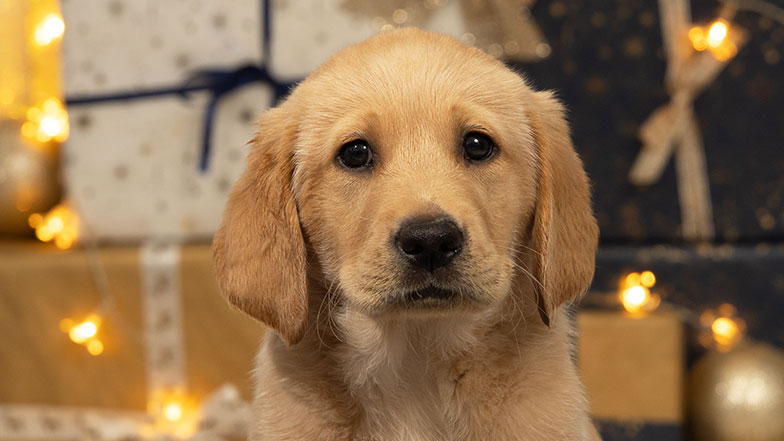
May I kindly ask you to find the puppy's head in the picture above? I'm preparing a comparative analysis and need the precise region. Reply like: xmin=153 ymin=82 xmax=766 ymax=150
xmin=213 ymin=29 xmax=598 ymax=345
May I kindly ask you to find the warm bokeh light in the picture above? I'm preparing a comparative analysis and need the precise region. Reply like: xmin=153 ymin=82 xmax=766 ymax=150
xmin=28 ymin=213 xmax=44 ymax=228
xmin=712 ymin=317 xmax=738 ymax=341
xmin=711 ymin=40 xmax=738 ymax=62
xmin=707 ymin=20 xmax=728 ymax=47
xmin=23 ymin=98 xmax=69 ymax=143
xmin=33 ymin=14 xmax=65 ymax=46
xmin=148 ymin=389 xmax=198 ymax=438
xmin=68 ymin=316 xmax=99 ymax=344
xmin=621 ymin=285 xmax=650 ymax=313
xmin=164 ymin=403 xmax=184 ymax=422
xmin=620 ymin=270 xmax=659 ymax=315
xmin=86 ymin=339 xmax=104 ymax=356
xmin=688 ymin=26 xmax=709 ymax=51
xmin=63 ymin=314 xmax=105 ymax=355
xmin=712 ymin=316 xmax=745 ymax=350
xmin=688 ymin=20 xmax=738 ymax=62
xmin=699 ymin=305 xmax=747 ymax=351
xmin=625 ymin=272 xmax=641 ymax=288
xmin=30 ymin=203 xmax=79 ymax=249
xmin=640 ymin=270 xmax=656 ymax=288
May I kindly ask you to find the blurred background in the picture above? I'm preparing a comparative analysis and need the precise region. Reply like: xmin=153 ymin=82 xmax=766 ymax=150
xmin=1 ymin=0 xmax=783 ymax=440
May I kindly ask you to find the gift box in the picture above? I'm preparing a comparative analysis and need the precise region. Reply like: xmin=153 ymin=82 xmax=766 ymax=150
xmin=63 ymin=86 xmax=270 ymax=241
xmin=0 ymin=240 xmax=261 ymax=411
xmin=579 ymin=311 xmax=684 ymax=423
xmin=61 ymin=0 xmax=270 ymax=241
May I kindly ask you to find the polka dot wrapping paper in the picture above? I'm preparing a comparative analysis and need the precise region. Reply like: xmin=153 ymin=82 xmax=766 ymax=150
xmin=63 ymin=87 xmax=270 ymax=241
xmin=61 ymin=0 xmax=269 ymax=241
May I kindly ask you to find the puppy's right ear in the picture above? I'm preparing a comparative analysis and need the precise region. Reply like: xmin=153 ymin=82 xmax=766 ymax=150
xmin=212 ymin=104 xmax=308 ymax=346
xmin=527 ymin=91 xmax=598 ymax=327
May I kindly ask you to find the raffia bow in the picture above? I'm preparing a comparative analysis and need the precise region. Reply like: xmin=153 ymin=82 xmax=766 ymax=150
xmin=630 ymin=0 xmax=746 ymax=241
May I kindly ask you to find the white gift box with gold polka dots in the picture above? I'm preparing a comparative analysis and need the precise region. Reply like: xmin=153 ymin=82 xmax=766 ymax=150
xmin=63 ymin=87 xmax=270 ymax=240
xmin=61 ymin=0 xmax=268 ymax=240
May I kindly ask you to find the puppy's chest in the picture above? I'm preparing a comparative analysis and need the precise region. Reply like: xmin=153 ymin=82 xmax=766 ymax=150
xmin=350 ymin=365 xmax=462 ymax=441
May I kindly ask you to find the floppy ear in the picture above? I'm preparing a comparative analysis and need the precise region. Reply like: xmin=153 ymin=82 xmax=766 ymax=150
xmin=528 ymin=91 xmax=599 ymax=326
xmin=212 ymin=104 xmax=308 ymax=346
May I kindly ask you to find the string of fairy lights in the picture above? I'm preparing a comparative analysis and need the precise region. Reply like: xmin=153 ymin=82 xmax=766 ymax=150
xmin=616 ymin=270 xmax=746 ymax=352
xmin=2 ymin=0 xmax=781 ymax=439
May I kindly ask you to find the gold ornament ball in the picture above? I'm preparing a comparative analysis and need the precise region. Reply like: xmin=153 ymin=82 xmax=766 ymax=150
xmin=0 ymin=120 xmax=61 ymax=234
xmin=688 ymin=342 xmax=784 ymax=441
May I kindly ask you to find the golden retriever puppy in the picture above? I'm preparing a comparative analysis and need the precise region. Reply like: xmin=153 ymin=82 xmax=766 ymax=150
xmin=213 ymin=28 xmax=600 ymax=441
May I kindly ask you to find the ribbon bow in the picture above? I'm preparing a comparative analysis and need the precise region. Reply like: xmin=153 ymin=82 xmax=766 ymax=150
xmin=629 ymin=0 xmax=745 ymax=241
xmin=184 ymin=64 xmax=289 ymax=171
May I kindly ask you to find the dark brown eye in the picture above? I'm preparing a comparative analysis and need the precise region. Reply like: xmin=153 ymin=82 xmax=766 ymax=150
xmin=338 ymin=140 xmax=373 ymax=168
xmin=463 ymin=132 xmax=495 ymax=161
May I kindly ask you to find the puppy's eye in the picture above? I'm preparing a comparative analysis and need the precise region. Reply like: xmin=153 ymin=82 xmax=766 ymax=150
xmin=338 ymin=140 xmax=373 ymax=169
xmin=463 ymin=132 xmax=495 ymax=161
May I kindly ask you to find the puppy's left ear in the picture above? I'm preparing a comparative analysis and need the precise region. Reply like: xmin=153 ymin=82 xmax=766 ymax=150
xmin=528 ymin=91 xmax=599 ymax=326
xmin=212 ymin=103 xmax=308 ymax=346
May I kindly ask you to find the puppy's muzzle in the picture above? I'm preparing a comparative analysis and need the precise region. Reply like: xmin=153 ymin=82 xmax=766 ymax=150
xmin=395 ymin=216 xmax=464 ymax=272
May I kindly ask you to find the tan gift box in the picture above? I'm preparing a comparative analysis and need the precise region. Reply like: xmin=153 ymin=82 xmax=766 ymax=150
xmin=0 ymin=241 xmax=261 ymax=410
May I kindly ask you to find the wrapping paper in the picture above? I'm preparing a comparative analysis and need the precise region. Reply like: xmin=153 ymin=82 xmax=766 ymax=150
xmin=61 ymin=0 xmax=270 ymax=240
xmin=62 ymin=0 xmax=263 ymax=95
xmin=63 ymin=85 xmax=271 ymax=240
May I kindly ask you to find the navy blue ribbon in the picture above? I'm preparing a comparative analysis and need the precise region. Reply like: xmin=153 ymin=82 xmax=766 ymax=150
xmin=65 ymin=0 xmax=296 ymax=172
xmin=184 ymin=64 xmax=294 ymax=170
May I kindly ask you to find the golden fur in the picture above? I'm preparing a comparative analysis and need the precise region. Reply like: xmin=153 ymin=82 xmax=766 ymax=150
xmin=213 ymin=28 xmax=601 ymax=441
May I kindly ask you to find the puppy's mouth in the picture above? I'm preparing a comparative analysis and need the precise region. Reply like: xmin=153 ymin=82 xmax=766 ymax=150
xmin=404 ymin=285 xmax=458 ymax=303
xmin=392 ymin=284 xmax=482 ymax=310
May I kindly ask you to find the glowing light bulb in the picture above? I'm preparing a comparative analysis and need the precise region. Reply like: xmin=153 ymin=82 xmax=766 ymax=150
xmin=39 ymin=116 xmax=62 ymax=137
xmin=711 ymin=40 xmax=738 ymax=62
xmin=640 ymin=271 xmax=656 ymax=288
xmin=35 ymin=225 xmax=54 ymax=242
xmin=69 ymin=320 xmax=97 ymax=343
xmin=22 ymin=98 xmax=69 ymax=143
xmin=28 ymin=213 xmax=43 ymax=228
xmin=147 ymin=389 xmax=198 ymax=438
xmin=625 ymin=272 xmax=641 ymax=288
xmin=689 ymin=26 xmax=708 ymax=51
xmin=164 ymin=402 xmax=183 ymax=422
xmin=55 ymin=233 xmax=75 ymax=250
xmin=698 ymin=305 xmax=746 ymax=351
xmin=621 ymin=285 xmax=650 ymax=314
xmin=712 ymin=317 xmax=742 ymax=349
xmin=689 ymin=20 xmax=738 ymax=62
xmin=86 ymin=339 xmax=104 ymax=355
xmin=66 ymin=314 xmax=101 ymax=344
xmin=707 ymin=20 xmax=728 ymax=47
xmin=34 ymin=14 xmax=65 ymax=46
xmin=33 ymin=204 xmax=79 ymax=249
xmin=712 ymin=317 xmax=736 ymax=338
xmin=48 ymin=216 xmax=64 ymax=233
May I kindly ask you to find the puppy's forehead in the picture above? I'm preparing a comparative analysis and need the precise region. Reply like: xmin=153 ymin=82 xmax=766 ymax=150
xmin=297 ymin=29 xmax=528 ymax=121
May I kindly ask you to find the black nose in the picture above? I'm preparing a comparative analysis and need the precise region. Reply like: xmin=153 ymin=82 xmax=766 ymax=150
xmin=395 ymin=216 xmax=464 ymax=272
